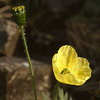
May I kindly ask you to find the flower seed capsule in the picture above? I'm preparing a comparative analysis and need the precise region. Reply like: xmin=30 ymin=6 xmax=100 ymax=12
xmin=12 ymin=6 xmax=26 ymax=26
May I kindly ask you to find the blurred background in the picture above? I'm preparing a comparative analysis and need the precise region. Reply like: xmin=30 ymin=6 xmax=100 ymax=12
xmin=0 ymin=0 xmax=100 ymax=100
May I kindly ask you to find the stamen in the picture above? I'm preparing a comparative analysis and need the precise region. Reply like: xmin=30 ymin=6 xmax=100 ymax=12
xmin=61 ymin=68 xmax=70 ymax=75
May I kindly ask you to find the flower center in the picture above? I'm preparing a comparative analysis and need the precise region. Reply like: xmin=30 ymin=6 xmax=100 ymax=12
xmin=61 ymin=68 xmax=70 ymax=75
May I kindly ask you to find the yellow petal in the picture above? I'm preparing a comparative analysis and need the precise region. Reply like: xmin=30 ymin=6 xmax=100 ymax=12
xmin=52 ymin=61 xmax=83 ymax=85
xmin=53 ymin=45 xmax=78 ymax=72
xmin=70 ymin=57 xmax=92 ymax=84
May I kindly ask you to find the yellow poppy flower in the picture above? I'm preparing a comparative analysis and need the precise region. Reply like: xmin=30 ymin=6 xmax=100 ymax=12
xmin=52 ymin=45 xmax=92 ymax=86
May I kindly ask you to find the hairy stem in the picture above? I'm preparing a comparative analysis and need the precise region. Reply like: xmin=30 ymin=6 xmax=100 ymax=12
xmin=20 ymin=25 xmax=37 ymax=100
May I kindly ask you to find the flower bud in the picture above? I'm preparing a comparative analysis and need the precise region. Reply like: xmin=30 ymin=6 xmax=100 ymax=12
xmin=12 ymin=6 xmax=26 ymax=26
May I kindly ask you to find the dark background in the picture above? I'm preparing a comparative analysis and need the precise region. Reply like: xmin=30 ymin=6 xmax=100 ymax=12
xmin=0 ymin=0 xmax=100 ymax=100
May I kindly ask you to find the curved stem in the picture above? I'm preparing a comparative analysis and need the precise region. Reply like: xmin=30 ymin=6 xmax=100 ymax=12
xmin=20 ymin=25 xmax=37 ymax=100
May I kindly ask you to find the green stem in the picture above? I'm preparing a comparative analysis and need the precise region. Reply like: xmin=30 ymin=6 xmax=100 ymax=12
xmin=20 ymin=25 xmax=37 ymax=100
xmin=53 ymin=82 xmax=60 ymax=100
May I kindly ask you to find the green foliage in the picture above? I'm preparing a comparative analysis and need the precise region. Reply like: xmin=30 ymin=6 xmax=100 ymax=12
xmin=42 ymin=86 xmax=72 ymax=100
xmin=58 ymin=87 xmax=65 ymax=100
xmin=58 ymin=87 xmax=72 ymax=100
xmin=42 ymin=92 xmax=50 ymax=100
